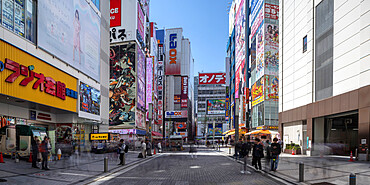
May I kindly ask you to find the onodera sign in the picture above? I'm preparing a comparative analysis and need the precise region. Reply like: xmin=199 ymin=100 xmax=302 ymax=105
xmin=199 ymin=73 xmax=226 ymax=84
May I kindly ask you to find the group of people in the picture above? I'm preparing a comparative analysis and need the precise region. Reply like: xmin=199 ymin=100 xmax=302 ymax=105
xmin=139 ymin=140 xmax=162 ymax=159
xmin=235 ymin=137 xmax=281 ymax=171
xmin=31 ymin=136 xmax=51 ymax=170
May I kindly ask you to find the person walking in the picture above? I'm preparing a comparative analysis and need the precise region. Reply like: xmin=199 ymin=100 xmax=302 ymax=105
xmin=40 ymin=136 xmax=50 ymax=170
xmin=31 ymin=136 xmax=39 ymax=168
xmin=235 ymin=139 xmax=242 ymax=160
xmin=270 ymin=138 xmax=281 ymax=171
xmin=221 ymin=140 xmax=224 ymax=147
xmin=265 ymin=140 xmax=271 ymax=170
xmin=157 ymin=142 xmax=162 ymax=153
xmin=146 ymin=141 xmax=152 ymax=156
xmin=118 ymin=139 xmax=128 ymax=165
xmin=246 ymin=138 xmax=252 ymax=157
xmin=141 ymin=141 xmax=146 ymax=158
xmin=252 ymin=138 xmax=264 ymax=171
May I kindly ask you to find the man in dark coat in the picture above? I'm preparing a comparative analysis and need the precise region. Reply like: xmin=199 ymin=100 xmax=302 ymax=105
xmin=252 ymin=138 xmax=264 ymax=170
xmin=31 ymin=136 xmax=39 ymax=168
xmin=270 ymin=138 xmax=281 ymax=171
xmin=40 ymin=136 xmax=50 ymax=170
xmin=118 ymin=139 xmax=128 ymax=165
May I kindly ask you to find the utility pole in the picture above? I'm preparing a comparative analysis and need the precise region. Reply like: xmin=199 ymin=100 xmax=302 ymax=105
xmin=213 ymin=121 xmax=216 ymax=149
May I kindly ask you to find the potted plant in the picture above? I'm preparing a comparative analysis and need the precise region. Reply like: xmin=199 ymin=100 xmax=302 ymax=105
xmin=284 ymin=144 xmax=292 ymax=153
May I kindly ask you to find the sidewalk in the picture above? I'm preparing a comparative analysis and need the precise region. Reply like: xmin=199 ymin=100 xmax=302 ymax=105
xmin=0 ymin=150 xmax=153 ymax=184
xmin=218 ymin=146 xmax=370 ymax=185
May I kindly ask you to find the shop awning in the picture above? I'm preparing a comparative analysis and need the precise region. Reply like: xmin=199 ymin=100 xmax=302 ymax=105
xmin=223 ymin=129 xmax=234 ymax=135
xmin=224 ymin=128 xmax=247 ymax=136
xmin=152 ymin=131 xmax=163 ymax=137
xmin=245 ymin=130 xmax=279 ymax=135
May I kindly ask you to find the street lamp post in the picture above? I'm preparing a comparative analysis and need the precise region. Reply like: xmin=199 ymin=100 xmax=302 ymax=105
xmin=213 ymin=121 xmax=216 ymax=149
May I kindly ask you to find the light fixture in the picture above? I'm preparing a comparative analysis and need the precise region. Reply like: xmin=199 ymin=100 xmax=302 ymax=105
xmin=331 ymin=129 xmax=336 ymax=131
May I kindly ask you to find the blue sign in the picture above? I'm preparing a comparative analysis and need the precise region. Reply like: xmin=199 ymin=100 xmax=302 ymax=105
xmin=30 ymin=111 xmax=36 ymax=120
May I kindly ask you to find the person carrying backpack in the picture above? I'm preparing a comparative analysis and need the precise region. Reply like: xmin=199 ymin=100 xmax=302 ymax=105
xmin=270 ymin=138 xmax=281 ymax=171
xmin=118 ymin=139 xmax=128 ymax=165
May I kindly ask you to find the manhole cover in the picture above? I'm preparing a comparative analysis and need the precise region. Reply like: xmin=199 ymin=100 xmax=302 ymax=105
xmin=312 ymin=183 xmax=335 ymax=185
xmin=0 ymin=179 xmax=7 ymax=182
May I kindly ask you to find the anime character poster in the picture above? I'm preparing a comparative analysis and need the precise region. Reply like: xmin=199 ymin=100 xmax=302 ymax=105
xmin=251 ymin=77 xmax=264 ymax=107
xmin=265 ymin=75 xmax=278 ymax=101
xmin=109 ymin=44 xmax=136 ymax=126
xmin=265 ymin=23 xmax=279 ymax=76
xmin=80 ymin=82 xmax=100 ymax=115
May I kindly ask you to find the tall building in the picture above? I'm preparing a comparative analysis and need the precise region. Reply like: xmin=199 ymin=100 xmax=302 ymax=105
xmin=250 ymin=0 xmax=279 ymax=129
xmin=109 ymin=0 xmax=151 ymax=143
xmin=196 ymin=73 xmax=227 ymax=140
xmin=0 ymin=0 xmax=109 ymax=152
xmin=279 ymin=0 xmax=370 ymax=159
xmin=164 ymin=28 xmax=194 ymax=141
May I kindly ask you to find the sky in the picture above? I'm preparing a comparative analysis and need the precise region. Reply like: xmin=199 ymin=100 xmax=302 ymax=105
xmin=150 ymin=0 xmax=231 ymax=75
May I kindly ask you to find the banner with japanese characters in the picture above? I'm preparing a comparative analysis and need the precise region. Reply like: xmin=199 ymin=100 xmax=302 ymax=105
xmin=0 ymin=40 xmax=78 ymax=112
xmin=181 ymin=76 xmax=188 ymax=108
xmin=199 ymin=73 xmax=226 ymax=85
xmin=109 ymin=0 xmax=136 ymax=43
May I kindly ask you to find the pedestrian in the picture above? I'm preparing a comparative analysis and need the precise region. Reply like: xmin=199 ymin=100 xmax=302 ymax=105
xmin=157 ymin=142 xmax=162 ymax=153
xmin=240 ymin=139 xmax=249 ymax=173
xmin=40 ymin=136 xmax=50 ymax=170
xmin=31 ymin=136 xmax=39 ymax=168
xmin=118 ymin=139 xmax=128 ymax=165
xmin=246 ymin=138 xmax=252 ymax=157
xmin=252 ymin=138 xmax=264 ymax=171
xmin=189 ymin=144 xmax=197 ymax=158
xmin=235 ymin=138 xmax=242 ymax=160
xmin=146 ymin=141 xmax=152 ymax=156
xmin=265 ymin=140 xmax=271 ymax=170
xmin=270 ymin=138 xmax=281 ymax=171
xmin=141 ymin=141 xmax=146 ymax=158
xmin=221 ymin=140 xmax=224 ymax=147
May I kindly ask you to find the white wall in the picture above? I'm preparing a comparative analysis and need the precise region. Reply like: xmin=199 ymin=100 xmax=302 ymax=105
xmin=280 ymin=0 xmax=370 ymax=113
xmin=283 ymin=121 xmax=303 ymax=149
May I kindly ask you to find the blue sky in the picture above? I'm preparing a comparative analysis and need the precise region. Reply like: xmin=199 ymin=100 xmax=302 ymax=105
xmin=150 ymin=0 xmax=231 ymax=75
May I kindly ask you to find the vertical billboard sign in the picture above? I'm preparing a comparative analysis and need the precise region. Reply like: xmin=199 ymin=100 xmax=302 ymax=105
xmin=110 ymin=0 xmax=121 ymax=27
xmin=137 ymin=2 xmax=145 ymax=45
xmin=110 ymin=0 xmax=135 ymax=43
xmin=252 ymin=77 xmax=264 ymax=107
xmin=225 ymin=95 xmax=230 ymax=121
xmin=146 ymin=57 xmax=153 ymax=121
xmin=264 ymin=23 xmax=279 ymax=76
xmin=38 ymin=0 xmax=101 ymax=81
xmin=165 ymin=28 xmax=182 ymax=75
xmin=198 ymin=73 xmax=226 ymax=84
xmin=109 ymin=44 xmax=136 ymax=126
xmin=235 ymin=0 xmax=245 ymax=70
xmin=157 ymin=44 xmax=164 ymax=125
xmin=137 ymin=48 xmax=145 ymax=110
xmin=265 ymin=75 xmax=278 ymax=101
xmin=181 ymin=76 xmax=188 ymax=108
xmin=136 ymin=109 xmax=145 ymax=129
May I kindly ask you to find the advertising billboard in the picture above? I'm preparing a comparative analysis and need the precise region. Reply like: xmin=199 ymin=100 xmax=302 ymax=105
xmin=208 ymin=124 xmax=223 ymax=135
xmin=165 ymin=110 xmax=188 ymax=119
xmin=136 ymin=109 xmax=145 ymax=129
xmin=198 ymin=73 xmax=226 ymax=84
xmin=265 ymin=23 xmax=279 ymax=76
xmin=235 ymin=0 xmax=245 ymax=70
xmin=225 ymin=95 xmax=230 ymax=121
xmin=80 ymin=82 xmax=100 ymax=115
xmin=137 ymin=48 xmax=145 ymax=110
xmin=157 ymin=59 xmax=164 ymax=125
xmin=165 ymin=28 xmax=182 ymax=75
xmin=110 ymin=0 xmax=136 ymax=43
xmin=265 ymin=3 xmax=279 ymax=20
xmin=251 ymin=6 xmax=264 ymax=39
xmin=251 ymin=0 xmax=264 ymax=26
xmin=181 ymin=76 xmax=188 ymax=108
xmin=109 ymin=44 xmax=136 ymax=126
xmin=207 ymin=99 xmax=226 ymax=115
xmin=38 ymin=0 xmax=101 ymax=81
xmin=137 ymin=2 xmax=145 ymax=43
xmin=110 ymin=0 xmax=121 ymax=27
xmin=174 ymin=95 xmax=181 ymax=104
xmin=146 ymin=57 xmax=153 ymax=121
xmin=265 ymin=75 xmax=278 ymax=101
xmin=256 ymin=26 xmax=265 ymax=81
xmin=252 ymin=77 xmax=264 ymax=107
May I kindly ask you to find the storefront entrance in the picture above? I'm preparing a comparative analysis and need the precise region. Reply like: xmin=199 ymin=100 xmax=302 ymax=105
xmin=313 ymin=111 xmax=358 ymax=156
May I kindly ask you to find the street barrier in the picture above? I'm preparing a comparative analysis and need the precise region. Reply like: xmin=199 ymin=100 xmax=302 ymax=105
xmin=299 ymin=162 xmax=304 ymax=182
xmin=104 ymin=157 xmax=108 ymax=172
xmin=366 ymin=148 xmax=369 ymax=161
xmin=349 ymin=173 xmax=356 ymax=185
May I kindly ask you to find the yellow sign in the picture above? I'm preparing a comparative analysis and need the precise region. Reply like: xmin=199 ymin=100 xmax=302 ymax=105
xmin=90 ymin=133 xmax=109 ymax=140
xmin=0 ymin=40 xmax=77 ymax=112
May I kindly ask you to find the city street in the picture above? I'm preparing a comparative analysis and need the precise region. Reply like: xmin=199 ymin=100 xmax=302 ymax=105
xmin=86 ymin=146 xmax=284 ymax=185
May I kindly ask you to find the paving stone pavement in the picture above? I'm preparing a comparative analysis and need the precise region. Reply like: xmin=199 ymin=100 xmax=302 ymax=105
xmin=218 ymin=146 xmax=370 ymax=185
xmin=99 ymin=146 xmax=285 ymax=185
xmin=0 ymin=150 xmax=146 ymax=185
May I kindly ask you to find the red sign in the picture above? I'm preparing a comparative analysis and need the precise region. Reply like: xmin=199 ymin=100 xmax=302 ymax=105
xmin=181 ymin=76 xmax=188 ymax=108
xmin=110 ymin=0 xmax=121 ymax=27
xmin=265 ymin=3 xmax=279 ymax=20
xmin=199 ymin=73 xmax=226 ymax=84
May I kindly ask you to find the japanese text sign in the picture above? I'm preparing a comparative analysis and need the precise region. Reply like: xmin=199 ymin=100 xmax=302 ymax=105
xmin=199 ymin=73 xmax=226 ymax=84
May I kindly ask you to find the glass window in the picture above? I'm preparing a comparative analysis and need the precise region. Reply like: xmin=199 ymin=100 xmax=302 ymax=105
xmin=25 ymin=0 xmax=35 ymax=42
xmin=14 ymin=0 xmax=25 ymax=37
xmin=2 ymin=0 xmax=14 ymax=30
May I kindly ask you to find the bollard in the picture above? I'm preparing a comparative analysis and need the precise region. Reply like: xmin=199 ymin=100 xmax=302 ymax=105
xmin=349 ymin=173 xmax=356 ymax=185
xmin=104 ymin=157 xmax=108 ymax=172
xmin=355 ymin=148 xmax=358 ymax=161
xmin=299 ymin=162 xmax=304 ymax=182
xmin=219 ymin=144 xmax=220 ymax=151
xmin=366 ymin=148 xmax=369 ymax=161
xmin=229 ymin=147 xmax=231 ymax=154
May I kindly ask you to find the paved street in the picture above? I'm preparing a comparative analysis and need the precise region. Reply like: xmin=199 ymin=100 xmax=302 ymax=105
xmin=89 ymin=146 xmax=285 ymax=185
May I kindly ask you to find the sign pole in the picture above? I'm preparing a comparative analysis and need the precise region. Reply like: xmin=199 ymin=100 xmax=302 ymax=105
xmin=213 ymin=121 xmax=216 ymax=149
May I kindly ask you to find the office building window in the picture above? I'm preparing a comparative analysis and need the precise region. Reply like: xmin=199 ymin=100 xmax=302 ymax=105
xmin=1 ymin=0 xmax=36 ymax=43
xmin=303 ymin=35 xmax=307 ymax=53
xmin=91 ymin=0 xmax=100 ymax=10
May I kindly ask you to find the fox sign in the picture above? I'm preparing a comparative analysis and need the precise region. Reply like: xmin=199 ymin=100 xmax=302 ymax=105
xmin=199 ymin=73 xmax=226 ymax=84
